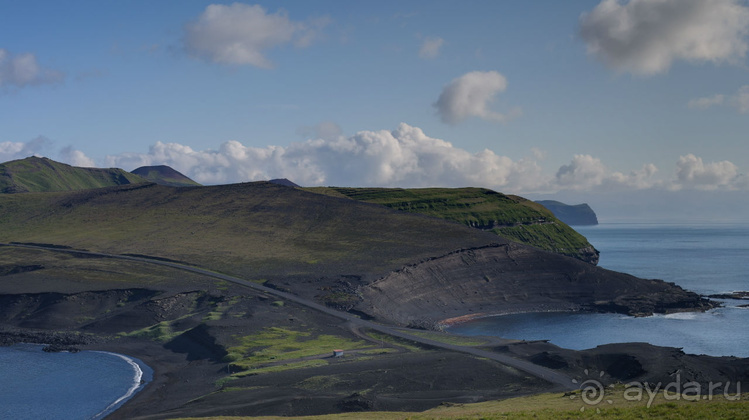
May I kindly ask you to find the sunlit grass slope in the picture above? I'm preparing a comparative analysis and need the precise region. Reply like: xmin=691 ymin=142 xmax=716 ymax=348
xmin=0 ymin=156 xmax=146 ymax=193
xmin=176 ymin=386 xmax=749 ymax=419
xmin=0 ymin=182 xmax=500 ymax=279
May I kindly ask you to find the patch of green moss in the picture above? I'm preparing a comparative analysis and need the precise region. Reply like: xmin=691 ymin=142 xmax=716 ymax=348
xmin=305 ymin=187 xmax=596 ymax=263
xmin=119 ymin=319 xmax=189 ymax=342
xmin=226 ymin=327 xmax=369 ymax=375
xmin=493 ymin=222 xmax=593 ymax=260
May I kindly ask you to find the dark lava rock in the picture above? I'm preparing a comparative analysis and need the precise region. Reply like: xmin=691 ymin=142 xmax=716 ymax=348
xmin=337 ymin=392 xmax=375 ymax=412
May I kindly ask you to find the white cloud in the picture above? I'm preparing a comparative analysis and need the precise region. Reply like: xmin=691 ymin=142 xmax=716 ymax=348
xmin=579 ymin=0 xmax=749 ymax=75
xmin=7 ymin=130 xmax=744 ymax=196
xmin=434 ymin=71 xmax=521 ymax=124
xmin=0 ymin=136 xmax=52 ymax=162
xmin=605 ymin=163 xmax=659 ymax=189
xmin=183 ymin=3 xmax=330 ymax=68
xmin=97 ymin=127 xmax=745 ymax=194
xmin=0 ymin=137 xmax=98 ymax=168
xmin=554 ymin=155 xmax=661 ymax=191
xmin=418 ymin=36 xmax=444 ymax=59
xmin=104 ymin=123 xmax=545 ymax=190
xmin=0 ymin=49 xmax=64 ymax=89
xmin=687 ymin=94 xmax=725 ymax=109
xmin=674 ymin=153 xmax=743 ymax=190
xmin=60 ymin=146 xmax=96 ymax=168
xmin=555 ymin=154 xmax=609 ymax=190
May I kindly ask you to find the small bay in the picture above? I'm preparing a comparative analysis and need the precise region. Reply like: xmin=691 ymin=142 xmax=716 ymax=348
xmin=0 ymin=343 xmax=152 ymax=420
xmin=450 ymin=223 xmax=749 ymax=357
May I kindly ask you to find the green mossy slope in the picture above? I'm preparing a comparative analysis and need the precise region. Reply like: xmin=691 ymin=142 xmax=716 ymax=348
xmin=305 ymin=187 xmax=599 ymax=264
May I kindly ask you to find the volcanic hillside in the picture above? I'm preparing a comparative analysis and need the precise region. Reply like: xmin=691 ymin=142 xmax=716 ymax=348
xmin=0 ymin=181 xmax=709 ymax=324
xmin=130 ymin=165 xmax=201 ymax=187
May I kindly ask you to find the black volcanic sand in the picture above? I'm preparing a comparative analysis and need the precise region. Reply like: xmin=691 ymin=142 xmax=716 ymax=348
xmin=1 ymin=247 xmax=747 ymax=418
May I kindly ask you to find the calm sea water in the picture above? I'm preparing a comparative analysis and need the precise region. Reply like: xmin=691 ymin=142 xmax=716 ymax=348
xmin=0 ymin=344 xmax=152 ymax=419
xmin=451 ymin=223 xmax=749 ymax=357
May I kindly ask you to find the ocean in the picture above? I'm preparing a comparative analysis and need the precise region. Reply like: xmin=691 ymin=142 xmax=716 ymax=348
xmin=0 ymin=344 xmax=152 ymax=419
xmin=450 ymin=223 xmax=749 ymax=357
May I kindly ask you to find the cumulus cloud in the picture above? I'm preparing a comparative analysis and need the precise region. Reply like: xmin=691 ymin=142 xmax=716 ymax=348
xmin=183 ymin=3 xmax=330 ymax=68
xmin=554 ymin=155 xmax=661 ymax=191
xmin=605 ymin=163 xmax=659 ymax=189
xmin=6 ymin=130 xmax=746 ymax=195
xmin=434 ymin=71 xmax=521 ymax=124
xmin=103 ymin=123 xmax=545 ymax=190
xmin=60 ymin=146 xmax=96 ymax=167
xmin=555 ymin=154 xmax=609 ymax=190
xmin=96 ymin=125 xmax=746 ymax=194
xmin=674 ymin=153 xmax=743 ymax=190
xmin=0 ymin=49 xmax=64 ymax=90
xmin=0 ymin=136 xmax=53 ymax=162
xmin=418 ymin=36 xmax=444 ymax=59
xmin=579 ymin=0 xmax=749 ymax=75
xmin=0 ymin=137 xmax=96 ymax=168
xmin=2 ymin=127 xmax=742 ymax=199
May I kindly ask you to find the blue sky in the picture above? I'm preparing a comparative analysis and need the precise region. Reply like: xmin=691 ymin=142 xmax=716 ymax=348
xmin=1 ymin=0 xmax=748 ymax=220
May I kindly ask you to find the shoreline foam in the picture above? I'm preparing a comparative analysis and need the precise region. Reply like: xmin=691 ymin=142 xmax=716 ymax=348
xmin=91 ymin=352 xmax=152 ymax=420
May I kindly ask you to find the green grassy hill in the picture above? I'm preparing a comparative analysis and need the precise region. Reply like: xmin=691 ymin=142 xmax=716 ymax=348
xmin=0 ymin=182 xmax=500 ymax=279
xmin=0 ymin=156 xmax=147 ymax=193
xmin=305 ymin=187 xmax=599 ymax=264
xmin=130 ymin=165 xmax=202 ymax=187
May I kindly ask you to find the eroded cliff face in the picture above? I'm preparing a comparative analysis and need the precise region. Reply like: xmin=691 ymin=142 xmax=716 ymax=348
xmin=356 ymin=243 xmax=712 ymax=327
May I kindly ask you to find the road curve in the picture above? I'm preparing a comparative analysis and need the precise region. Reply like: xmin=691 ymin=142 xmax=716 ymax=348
xmin=1 ymin=243 xmax=577 ymax=391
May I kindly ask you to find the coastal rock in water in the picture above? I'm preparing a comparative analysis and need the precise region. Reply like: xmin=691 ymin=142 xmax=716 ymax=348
xmin=707 ymin=291 xmax=749 ymax=300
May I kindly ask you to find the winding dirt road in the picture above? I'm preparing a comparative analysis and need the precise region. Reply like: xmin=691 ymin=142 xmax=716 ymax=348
xmin=3 ymin=243 xmax=577 ymax=391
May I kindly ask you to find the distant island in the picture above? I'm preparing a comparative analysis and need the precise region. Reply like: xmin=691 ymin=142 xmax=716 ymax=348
xmin=535 ymin=200 xmax=599 ymax=226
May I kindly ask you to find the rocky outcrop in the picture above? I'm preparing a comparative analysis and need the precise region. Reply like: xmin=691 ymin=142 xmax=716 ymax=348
xmin=576 ymin=245 xmax=600 ymax=266
xmin=0 ymin=328 xmax=98 ymax=351
xmin=501 ymin=341 xmax=749 ymax=392
xmin=356 ymin=243 xmax=714 ymax=326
